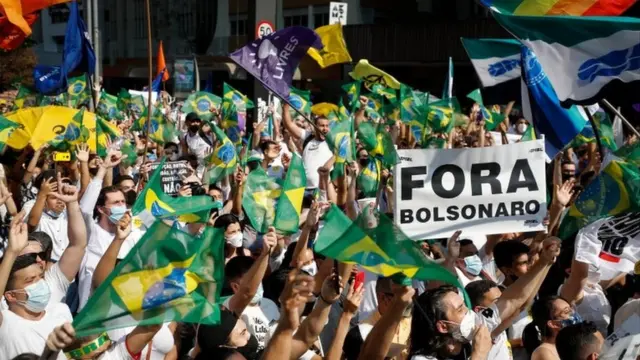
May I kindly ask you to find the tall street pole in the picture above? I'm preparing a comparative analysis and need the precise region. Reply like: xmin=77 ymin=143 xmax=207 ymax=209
xmin=92 ymin=0 xmax=101 ymax=95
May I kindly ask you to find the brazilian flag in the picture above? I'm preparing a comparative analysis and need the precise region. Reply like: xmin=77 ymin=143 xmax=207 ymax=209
xmin=358 ymin=122 xmax=399 ymax=168
xmin=371 ymin=84 xmax=397 ymax=104
xmin=97 ymin=90 xmax=123 ymax=120
xmin=72 ymin=220 xmax=225 ymax=337
xmin=423 ymin=136 xmax=447 ymax=149
xmin=288 ymin=87 xmax=311 ymax=115
xmin=181 ymin=91 xmax=222 ymax=121
xmin=132 ymin=157 xmax=221 ymax=227
xmin=326 ymin=113 xmax=355 ymax=179
xmin=274 ymin=154 xmax=307 ymax=234
xmin=117 ymin=89 xmax=144 ymax=114
xmin=558 ymin=158 xmax=640 ymax=240
xmin=206 ymin=122 xmax=238 ymax=185
xmin=357 ymin=158 xmax=381 ymax=197
xmin=341 ymin=80 xmax=361 ymax=112
xmin=221 ymin=98 xmax=244 ymax=130
xmin=67 ymin=74 xmax=91 ymax=109
xmin=315 ymin=204 xmax=466 ymax=297
xmin=0 ymin=115 xmax=19 ymax=152
xmin=134 ymin=107 xmax=177 ymax=145
xmin=12 ymin=85 xmax=36 ymax=110
xmin=427 ymin=99 xmax=459 ymax=134
xmin=49 ymin=108 xmax=90 ymax=151
xmin=96 ymin=117 xmax=119 ymax=157
xmin=520 ymin=125 xmax=537 ymax=142
xmin=223 ymin=83 xmax=255 ymax=109
xmin=400 ymin=84 xmax=429 ymax=125
xmin=242 ymin=167 xmax=282 ymax=234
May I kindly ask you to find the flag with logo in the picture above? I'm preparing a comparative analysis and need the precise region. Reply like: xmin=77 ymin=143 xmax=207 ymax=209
xmin=326 ymin=114 xmax=355 ymax=179
xmin=49 ymin=108 xmax=89 ymax=151
xmin=230 ymin=26 xmax=322 ymax=100
xmin=67 ymin=74 xmax=91 ymax=108
xmin=223 ymin=83 xmax=253 ymax=130
xmin=482 ymin=0 xmax=635 ymax=16
xmin=0 ymin=12 xmax=38 ymax=51
xmin=288 ymin=87 xmax=311 ymax=115
xmin=206 ymin=122 xmax=238 ymax=185
xmin=349 ymin=59 xmax=401 ymax=90
xmin=181 ymin=91 xmax=222 ymax=122
xmin=357 ymin=158 xmax=381 ymax=197
xmin=274 ymin=154 xmax=307 ymax=234
xmin=358 ymin=122 xmax=399 ymax=168
xmin=519 ymin=45 xmax=587 ymax=158
xmin=426 ymin=99 xmax=458 ymax=134
xmin=466 ymin=89 xmax=506 ymax=131
xmin=315 ymin=204 xmax=466 ymax=293
xmin=133 ymin=158 xmax=220 ymax=226
xmin=242 ymin=167 xmax=282 ymax=234
xmin=308 ymin=23 xmax=352 ymax=68
xmin=0 ymin=115 xmax=19 ymax=152
xmin=493 ymin=11 xmax=640 ymax=105
xmin=72 ymin=220 xmax=224 ymax=337
xmin=559 ymin=157 xmax=640 ymax=240
xmin=134 ymin=107 xmax=177 ymax=145
xmin=95 ymin=117 xmax=118 ymax=157
xmin=62 ymin=0 xmax=95 ymax=77
xmin=97 ymin=90 xmax=123 ymax=120
xmin=461 ymin=38 xmax=522 ymax=87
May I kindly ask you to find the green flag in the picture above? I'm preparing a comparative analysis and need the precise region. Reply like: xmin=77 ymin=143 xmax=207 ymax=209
xmin=72 ymin=220 xmax=224 ymax=337
xmin=357 ymin=122 xmax=398 ymax=168
xmin=0 ymin=115 xmax=19 ymax=152
xmin=97 ymin=90 xmax=123 ymax=120
xmin=326 ymin=113 xmax=355 ymax=179
xmin=96 ymin=117 xmax=119 ymax=157
xmin=132 ymin=158 xmax=220 ymax=227
xmin=49 ymin=108 xmax=90 ymax=151
xmin=466 ymin=88 xmax=484 ymax=106
xmin=67 ymin=74 xmax=91 ymax=109
xmin=288 ymin=87 xmax=312 ymax=115
xmin=13 ymin=85 xmax=36 ymax=110
xmin=357 ymin=158 xmax=381 ymax=198
xmin=242 ymin=167 xmax=282 ymax=234
xmin=520 ymin=125 xmax=537 ymax=142
xmin=315 ymin=204 xmax=466 ymax=296
xmin=342 ymin=80 xmax=361 ymax=112
xmin=182 ymin=92 xmax=222 ymax=121
xmin=274 ymin=154 xmax=307 ymax=234
xmin=133 ymin=107 xmax=177 ymax=145
xmin=205 ymin=122 xmax=238 ymax=185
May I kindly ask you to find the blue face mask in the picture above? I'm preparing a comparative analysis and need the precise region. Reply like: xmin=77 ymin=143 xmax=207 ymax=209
xmin=16 ymin=279 xmax=51 ymax=313
xmin=559 ymin=312 xmax=583 ymax=327
xmin=212 ymin=200 xmax=224 ymax=209
xmin=463 ymin=255 xmax=483 ymax=276
xmin=44 ymin=208 xmax=62 ymax=219
xmin=107 ymin=205 xmax=127 ymax=225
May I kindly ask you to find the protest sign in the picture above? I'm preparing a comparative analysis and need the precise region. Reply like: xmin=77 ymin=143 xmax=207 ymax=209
xmin=575 ymin=212 xmax=640 ymax=281
xmin=490 ymin=131 xmax=522 ymax=145
xmin=394 ymin=140 xmax=547 ymax=239
xmin=149 ymin=161 xmax=190 ymax=195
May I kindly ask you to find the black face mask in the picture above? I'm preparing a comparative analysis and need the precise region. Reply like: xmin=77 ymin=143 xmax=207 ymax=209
xmin=188 ymin=125 xmax=200 ymax=133
xmin=237 ymin=335 xmax=260 ymax=360
xmin=125 ymin=190 xmax=137 ymax=207
xmin=89 ymin=167 xmax=99 ymax=177
xmin=561 ymin=174 xmax=575 ymax=183
xmin=359 ymin=158 xmax=369 ymax=167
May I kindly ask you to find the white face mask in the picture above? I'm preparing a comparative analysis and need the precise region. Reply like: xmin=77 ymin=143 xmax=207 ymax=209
xmin=225 ymin=232 xmax=243 ymax=248
xmin=517 ymin=123 xmax=528 ymax=133
xmin=301 ymin=261 xmax=318 ymax=277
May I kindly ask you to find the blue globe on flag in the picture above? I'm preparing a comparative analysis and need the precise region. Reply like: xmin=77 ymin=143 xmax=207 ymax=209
xmin=64 ymin=123 xmax=81 ymax=141
xmin=338 ymin=135 xmax=349 ymax=159
xmin=149 ymin=119 xmax=160 ymax=134
xmin=218 ymin=142 xmax=235 ymax=164
xmin=288 ymin=95 xmax=303 ymax=110
xmin=72 ymin=83 xmax=84 ymax=95
xmin=197 ymin=99 xmax=210 ymax=112
xmin=142 ymin=268 xmax=188 ymax=309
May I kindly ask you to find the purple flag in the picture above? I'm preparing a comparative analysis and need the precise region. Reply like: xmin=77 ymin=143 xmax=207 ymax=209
xmin=229 ymin=26 xmax=322 ymax=100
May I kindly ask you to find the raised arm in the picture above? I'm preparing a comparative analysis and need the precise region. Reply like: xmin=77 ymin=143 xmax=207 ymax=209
xmin=231 ymin=167 xmax=244 ymax=217
xmin=226 ymin=227 xmax=277 ymax=316
xmin=325 ymin=282 xmax=364 ymax=360
xmin=282 ymin=103 xmax=305 ymax=141
xmin=496 ymin=237 xmax=559 ymax=322
xmin=23 ymin=144 xmax=47 ymax=185
xmin=0 ymin=213 xmax=28 ymax=327
xmin=53 ymin=180 xmax=87 ymax=282
xmin=75 ymin=144 xmax=91 ymax=199
xmin=92 ymin=213 xmax=131 ymax=290
xmin=27 ymin=177 xmax=58 ymax=232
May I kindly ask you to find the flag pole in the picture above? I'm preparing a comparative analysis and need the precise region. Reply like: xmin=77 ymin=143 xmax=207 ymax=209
xmin=601 ymin=99 xmax=640 ymax=138
xmin=582 ymin=106 xmax=604 ymax=160
xmin=141 ymin=0 xmax=153 ymax=168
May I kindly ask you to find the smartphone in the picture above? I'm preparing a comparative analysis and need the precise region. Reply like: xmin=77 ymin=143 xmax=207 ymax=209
xmin=333 ymin=259 xmax=341 ymax=293
xmin=353 ymin=271 xmax=365 ymax=290
xmin=53 ymin=152 xmax=71 ymax=162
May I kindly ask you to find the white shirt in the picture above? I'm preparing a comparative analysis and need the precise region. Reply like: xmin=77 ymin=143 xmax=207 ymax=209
xmin=109 ymin=323 xmax=174 ymax=360
xmin=96 ymin=338 xmax=136 ymax=360
xmin=0 ymin=265 xmax=73 ymax=360
xmin=455 ymin=266 xmax=482 ymax=288
xmin=301 ymin=130 xmax=333 ymax=189
xmin=185 ymin=132 xmax=212 ymax=161
xmin=22 ymin=199 xmax=69 ymax=261
xmin=223 ymin=297 xmax=280 ymax=350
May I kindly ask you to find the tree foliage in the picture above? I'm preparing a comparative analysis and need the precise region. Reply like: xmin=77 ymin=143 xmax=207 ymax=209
xmin=0 ymin=47 xmax=37 ymax=91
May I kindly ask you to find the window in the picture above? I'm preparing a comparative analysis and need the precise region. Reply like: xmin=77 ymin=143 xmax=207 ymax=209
xmin=284 ymin=14 xmax=308 ymax=27
xmin=134 ymin=0 xmax=145 ymax=38
xmin=230 ymin=19 xmax=247 ymax=36
xmin=314 ymin=13 xmax=329 ymax=27
xmin=49 ymin=4 xmax=70 ymax=24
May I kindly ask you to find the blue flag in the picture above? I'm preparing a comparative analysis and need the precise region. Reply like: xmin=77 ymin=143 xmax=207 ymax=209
xmin=204 ymin=72 xmax=214 ymax=93
xmin=229 ymin=26 xmax=322 ymax=100
xmin=33 ymin=65 xmax=64 ymax=95
xmin=520 ymin=46 xmax=586 ymax=158
xmin=63 ymin=1 xmax=96 ymax=77
xmin=152 ymin=69 xmax=166 ymax=93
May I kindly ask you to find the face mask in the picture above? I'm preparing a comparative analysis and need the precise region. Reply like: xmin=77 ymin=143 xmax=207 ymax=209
xmin=212 ymin=200 xmax=224 ymax=209
xmin=15 ymin=279 xmax=51 ymax=313
xmin=250 ymin=283 xmax=263 ymax=305
xmin=301 ymin=261 xmax=318 ymax=277
xmin=559 ymin=312 xmax=583 ymax=328
xmin=225 ymin=232 xmax=243 ymax=248
xmin=107 ymin=205 xmax=127 ymax=225
xmin=44 ymin=208 xmax=62 ymax=219
xmin=125 ymin=190 xmax=137 ymax=208
xmin=463 ymin=254 xmax=483 ymax=276
xmin=89 ymin=167 xmax=99 ymax=177
xmin=517 ymin=123 xmax=528 ymax=133
xmin=237 ymin=334 xmax=260 ymax=360
xmin=448 ymin=309 xmax=481 ymax=343
xmin=359 ymin=158 xmax=369 ymax=167
xmin=188 ymin=125 xmax=200 ymax=133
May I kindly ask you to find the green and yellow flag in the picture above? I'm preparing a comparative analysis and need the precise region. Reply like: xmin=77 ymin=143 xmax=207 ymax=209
xmin=67 ymin=74 xmax=91 ymax=108
xmin=371 ymin=84 xmax=397 ymax=104
xmin=342 ymin=80 xmax=361 ymax=112
xmin=117 ymin=89 xmax=144 ymax=114
xmin=466 ymin=89 xmax=505 ymax=131
xmin=0 ymin=115 xmax=19 ymax=152
xmin=326 ymin=113 xmax=355 ymax=179
xmin=288 ymin=87 xmax=311 ymax=115
xmin=73 ymin=220 xmax=224 ymax=337
xmin=134 ymin=107 xmax=177 ymax=145
xmin=315 ymin=204 xmax=465 ymax=291
xmin=308 ymin=23 xmax=352 ymax=68
xmin=12 ymin=85 xmax=36 ymax=110
xmin=96 ymin=117 xmax=119 ymax=157
xmin=520 ymin=125 xmax=537 ymax=142
xmin=223 ymin=83 xmax=255 ymax=108
xmin=311 ymin=102 xmax=339 ymax=118
xmin=49 ymin=108 xmax=90 ymax=151
xmin=427 ymin=99 xmax=458 ymax=134
xmin=206 ymin=122 xmax=238 ymax=184
xmin=349 ymin=59 xmax=401 ymax=90
xmin=357 ymin=158 xmax=381 ymax=198
xmin=274 ymin=154 xmax=307 ymax=234
xmin=97 ymin=90 xmax=123 ymax=120
xmin=242 ymin=167 xmax=282 ymax=234
xmin=181 ymin=92 xmax=222 ymax=121
xmin=358 ymin=122 xmax=398 ymax=168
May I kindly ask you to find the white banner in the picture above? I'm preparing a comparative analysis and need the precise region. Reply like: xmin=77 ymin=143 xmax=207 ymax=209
xmin=329 ymin=2 xmax=348 ymax=25
xmin=394 ymin=140 xmax=547 ymax=239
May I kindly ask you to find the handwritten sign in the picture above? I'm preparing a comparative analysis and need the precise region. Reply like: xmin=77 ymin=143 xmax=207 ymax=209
xmin=149 ymin=161 xmax=189 ymax=195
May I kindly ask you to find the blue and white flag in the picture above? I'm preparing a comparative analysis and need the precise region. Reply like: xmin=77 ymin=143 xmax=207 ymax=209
xmin=520 ymin=45 xmax=587 ymax=159
xmin=229 ymin=26 xmax=322 ymax=100
xmin=461 ymin=38 xmax=521 ymax=87
xmin=493 ymin=11 xmax=640 ymax=105
xmin=442 ymin=57 xmax=454 ymax=100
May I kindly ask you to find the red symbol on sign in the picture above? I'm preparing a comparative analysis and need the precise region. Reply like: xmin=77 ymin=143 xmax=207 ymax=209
xmin=256 ymin=21 xmax=275 ymax=39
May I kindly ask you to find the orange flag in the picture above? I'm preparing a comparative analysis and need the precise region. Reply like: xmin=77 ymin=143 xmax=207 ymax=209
xmin=0 ymin=12 xmax=38 ymax=50
xmin=157 ymin=40 xmax=170 ymax=82
xmin=0 ymin=0 xmax=30 ymax=35
xmin=22 ymin=0 xmax=73 ymax=14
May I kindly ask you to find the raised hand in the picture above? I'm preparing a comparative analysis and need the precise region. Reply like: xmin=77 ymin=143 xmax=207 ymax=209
xmin=75 ymin=143 xmax=90 ymax=163
xmin=262 ymin=226 xmax=278 ymax=254
xmin=554 ymin=180 xmax=575 ymax=207
xmin=116 ymin=212 xmax=132 ymax=240
xmin=40 ymin=177 xmax=58 ymax=197
xmin=446 ymin=230 xmax=462 ymax=260
xmin=51 ymin=183 xmax=79 ymax=204
xmin=305 ymin=201 xmax=330 ymax=229
xmin=540 ymin=237 xmax=561 ymax=264
xmin=321 ymin=272 xmax=343 ymax=305
xmin=234 ymin=167 xmax=245 ymax=186
xmin=45 ymin=323 xmax=76 ymax=353
xmin=102 ymin=149 xmax=125 ymax=169
xmin=358 ymin=96 xmax=368 ymax=109
xmin=8 ymin=212 xmax=28 ymax=255
xmin=278 ymin=270 xmax=315 ymax=330
xmin=0 ymin=182 xmax=12 ymax=207
xmin=343 ymin=282 xmax=365 ymax=318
